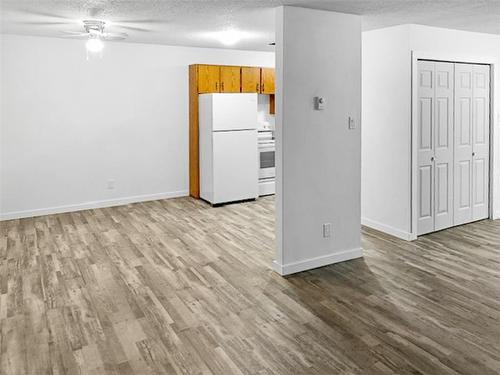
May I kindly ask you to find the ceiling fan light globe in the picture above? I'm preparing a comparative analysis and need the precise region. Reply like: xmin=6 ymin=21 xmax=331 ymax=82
xmin=86 ymin=38 xmax=104 ymax=53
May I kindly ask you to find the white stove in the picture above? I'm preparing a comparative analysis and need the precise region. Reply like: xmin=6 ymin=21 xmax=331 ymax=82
xmin=258 ymin=130 xmax=275 ymax=196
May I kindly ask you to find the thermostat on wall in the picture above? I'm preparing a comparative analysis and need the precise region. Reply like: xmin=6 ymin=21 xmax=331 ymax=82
xmin=314 ymin=96 xmax=325 ymax=110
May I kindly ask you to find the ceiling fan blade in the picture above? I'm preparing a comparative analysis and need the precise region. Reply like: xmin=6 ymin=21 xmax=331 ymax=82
xmin=60 ymin=31 xmax=89 ymax=39
xmin=19 ymin=9 xmax=68 ymax=20
xmin=61 ymin=30 xmax=88 ymax=35
xmin=112 ymin=24 xmax=150 ymax=32
xmin=60 ymin=35 xmax=89 ymax=39
xmin=103 ymin=32 xmax=128 ymax=40
xmin=103 ymin=35 xmax=127 ymax=41
xmin=114 ymin=19 xmax=168 ymax=24
xmin=19 ymin=21 xmax=70 ymax=25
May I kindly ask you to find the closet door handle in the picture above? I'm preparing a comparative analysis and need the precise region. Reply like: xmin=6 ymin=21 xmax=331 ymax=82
xmin=472 ymin=152 xmax=476 ymax=157
xmin=431 ymin=156 xmax=435 ymax=162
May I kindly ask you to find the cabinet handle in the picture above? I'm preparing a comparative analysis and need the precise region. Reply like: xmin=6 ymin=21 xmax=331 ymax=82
xmin=431 ymin=156 xmax=435 ymax=162
xmin=262 ymin=84 xmax=265 ymax=92
xmin=215 ymin=82 xmax=218 ymax=91
xmin=221 ymin=82 xmax=224 ymax=91
xmin=256 ymin=83 xmax=259 ymax=92
xmin=472 ymin=152 xmax=476 ymax=157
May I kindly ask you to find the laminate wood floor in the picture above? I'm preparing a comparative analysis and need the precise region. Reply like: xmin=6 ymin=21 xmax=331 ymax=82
xmin=1 ymin=196 xmax=500 ymax=375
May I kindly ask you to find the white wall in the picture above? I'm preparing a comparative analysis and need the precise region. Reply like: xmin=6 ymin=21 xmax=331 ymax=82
xmin=0 ymin=35 xmax=274 ymax=219
xmin=275 ymin=6 xmax=362 ymax=275
xmin=362 ymin=24 xmax=500 ymax=239
xmin=361 ymin=25 xmax=413 ymax=239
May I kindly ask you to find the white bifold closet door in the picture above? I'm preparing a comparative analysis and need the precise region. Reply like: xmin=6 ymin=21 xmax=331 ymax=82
xmin=417 ymin=61 xmax=454 ymax=235
xmin=417 ymin=60 xmax=490 ymax=236
xmin=454 ymin=64 xmax=490 ymax=225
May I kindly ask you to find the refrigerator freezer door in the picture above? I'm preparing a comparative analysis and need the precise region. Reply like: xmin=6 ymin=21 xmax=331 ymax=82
xmin=212 ymin=93 xmax=258 ymax=131
xmin=212 ymin=130 xmax=258 ymax=204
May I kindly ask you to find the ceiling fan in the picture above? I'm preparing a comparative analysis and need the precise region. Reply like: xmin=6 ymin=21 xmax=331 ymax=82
xmin=16 ymin=7 xmax=159 ymax=29
xmin=14 ymin=7 xmax=166 ymax=55
xmin=62 ymin=20 xmax=128 ymax=53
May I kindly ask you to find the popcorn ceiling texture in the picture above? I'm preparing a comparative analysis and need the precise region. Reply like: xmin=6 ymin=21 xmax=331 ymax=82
xmin=2 ymin=0 xmax=500 ymax=50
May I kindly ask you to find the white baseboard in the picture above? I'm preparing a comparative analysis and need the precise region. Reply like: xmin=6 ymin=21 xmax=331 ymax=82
xmin=494 ymin=210 xmax=500 ymax=220
xmin=361 ymin=217 xmax=413 ymax=241
xmin=272 ymin=247 xmax=363 ymax=276
xmin=0 ymin=190 xmax=188 ymax=221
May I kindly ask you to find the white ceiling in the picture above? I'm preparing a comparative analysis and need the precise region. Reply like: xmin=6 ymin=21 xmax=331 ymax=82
xmin=2 ymin=1 xmax=500 ymax=51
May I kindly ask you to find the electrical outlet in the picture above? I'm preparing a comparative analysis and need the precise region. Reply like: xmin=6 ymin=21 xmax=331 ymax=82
xmin=323 ymin=223 xmax=332 ymax=238
xmin=107 ymin=179 xmax=115 ymax=190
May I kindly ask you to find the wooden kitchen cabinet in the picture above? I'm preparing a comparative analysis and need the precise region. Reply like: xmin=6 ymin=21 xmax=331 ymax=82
xmin=220 ymin=66 xmax=241 ymax=93
xmin=196 ymin=64 xmax=274 ymax=94
xmin=198 ymin=65 xmax=220 ymax=93
xmin=261 ymin=68 xmax=275 ymax=94
xmin=241 ymin=67 xmax=261 ymax=93
xmin=269 ymin=94 xmax=275 ymax=115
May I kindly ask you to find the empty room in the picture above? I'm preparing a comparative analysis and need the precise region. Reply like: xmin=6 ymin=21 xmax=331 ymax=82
xmin=1 ymin=1 xmax=500 ymax=374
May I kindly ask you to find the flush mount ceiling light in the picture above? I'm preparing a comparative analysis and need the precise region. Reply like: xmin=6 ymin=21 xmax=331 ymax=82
xmin=204 ymin=28 xmax=256 ymax=46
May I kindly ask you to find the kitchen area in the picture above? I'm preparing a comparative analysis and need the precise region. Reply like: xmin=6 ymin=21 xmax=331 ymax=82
xmin=189 ymin=64 xmax=275 ymax=205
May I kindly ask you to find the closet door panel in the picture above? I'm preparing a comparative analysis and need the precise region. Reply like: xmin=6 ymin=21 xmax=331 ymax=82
xmin=472 ymin=64 xmax=490 ymax=220
xmin=434 ymin=62 xmax=454 ymax=231
xmin=458 ymin=160 xmax=472 ymax=210
xmin=419 ymin=165 xmax=434 ymax=222
xmin=454 ymin=63 xmax=474 ymax=226
xmin=417 ymin=61 xmax=436 ymax=235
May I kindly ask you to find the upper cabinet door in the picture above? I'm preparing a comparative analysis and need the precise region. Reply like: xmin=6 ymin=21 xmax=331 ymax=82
xmin=220 ymin=66 xmax=241 ymax=93
xmin=261 ymin=68 xmax=275 ymax=94
xmin=241 ymin=67 xmax=261 ymax=93
xmin=198 ymin=65 xmax=220 ymax=93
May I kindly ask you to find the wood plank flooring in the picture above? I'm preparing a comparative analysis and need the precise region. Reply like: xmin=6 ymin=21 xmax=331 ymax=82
xmin=1 ymin=196 xmax=500 ymax=374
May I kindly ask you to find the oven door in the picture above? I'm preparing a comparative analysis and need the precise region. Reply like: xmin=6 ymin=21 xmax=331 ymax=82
xmin=259 ymin=145 xmax=276 ymax=179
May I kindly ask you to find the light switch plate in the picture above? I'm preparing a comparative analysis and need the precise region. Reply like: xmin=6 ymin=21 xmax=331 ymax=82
xmin=348 ymin=116 xmax=356 ymax=129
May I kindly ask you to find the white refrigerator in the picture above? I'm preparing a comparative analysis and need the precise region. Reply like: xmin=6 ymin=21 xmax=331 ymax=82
xmin=199 ymin=93 xmax=258 ymax=205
